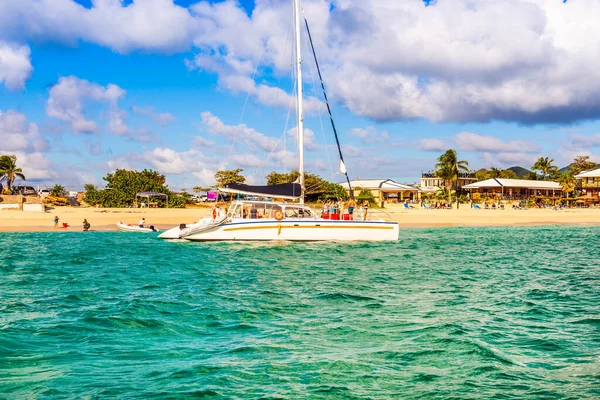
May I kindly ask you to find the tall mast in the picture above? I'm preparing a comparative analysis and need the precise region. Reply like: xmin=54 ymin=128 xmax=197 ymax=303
xmin=294 ymin=0 xmax=305 ymax=204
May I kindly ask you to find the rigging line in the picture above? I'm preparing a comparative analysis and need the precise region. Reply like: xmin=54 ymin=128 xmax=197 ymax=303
xmin=303 ymin=14 xmax=354 ymax=200
xmin=229 ymin=0 xmax=293 ymax=164
xmin=303 ymin=171 xmax=345 ymax=194
xmin=228 ymin=53 xmax=263 ymax=160
xmin=304 ymin=25 xmax=335 ymax=179
xmin=251 ymin=86 xmax=295 ymax=178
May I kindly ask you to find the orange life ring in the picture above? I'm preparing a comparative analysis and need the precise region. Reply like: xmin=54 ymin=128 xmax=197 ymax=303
xmin=212 ymin=209 xmax=217 ymax=219
xmin=274 ymin=209 xmax=284 ymax=221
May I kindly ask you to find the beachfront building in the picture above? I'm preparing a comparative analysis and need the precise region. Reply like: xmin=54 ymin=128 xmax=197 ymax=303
xmin=462 ymin=178 xmax=561 ymax=200
xmin=420 ymin=171 xmax=477 ymax=191
xmin=575 ymin=169 xmax=600 ymax=203
xmin=340 ymin=179 xmax=419 ymax=204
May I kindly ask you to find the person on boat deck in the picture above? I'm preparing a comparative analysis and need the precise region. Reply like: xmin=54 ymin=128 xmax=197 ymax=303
xmin=362 ymin=200 xmax=369 ymax=221
xmin=83 ymin=219 xmax=91 ymax=232
xmin=322 ymin=200 xmax=329 ymax=216
xmin=214 ymin=204 xmax=223 ymax=219
xmin=348 ymin=199 xmax=356 ymax=220
xmin=139 ymin=218 xmax=145 ymax=228
xmin=243 ymin=208 xmax=248 ymax=219
xmin=250 ymin=205 xmax=258 ymax=219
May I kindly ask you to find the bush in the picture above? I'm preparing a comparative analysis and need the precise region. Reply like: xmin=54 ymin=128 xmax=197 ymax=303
xmin=50 ymin=184 xmax=67 ymax=197
xmin=356 ymin=188 xmax=377 ymax=207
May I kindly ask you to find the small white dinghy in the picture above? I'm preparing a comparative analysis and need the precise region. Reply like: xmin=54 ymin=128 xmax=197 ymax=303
xmin=158 ymin=215 xmax=227 ymax=239
xmin=116 ymin=222 xmax=159 ymax=233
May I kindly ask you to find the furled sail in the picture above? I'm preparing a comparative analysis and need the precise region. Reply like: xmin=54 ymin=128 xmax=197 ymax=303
xmin=220 ymin=183 xmax=302 ymax=200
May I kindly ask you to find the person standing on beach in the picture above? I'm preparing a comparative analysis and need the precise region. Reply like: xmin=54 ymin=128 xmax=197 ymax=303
xmin=83 ymin=219 xmax=91 ymax=232
xmin=53 ymin=215 xmax=59 ymax=229
xmin=139 ymin=218 xmax=145 ymax=228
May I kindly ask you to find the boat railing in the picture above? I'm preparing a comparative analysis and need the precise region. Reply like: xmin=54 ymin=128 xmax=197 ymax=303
xmin=368 ymin=209 xmax=391 ymax=222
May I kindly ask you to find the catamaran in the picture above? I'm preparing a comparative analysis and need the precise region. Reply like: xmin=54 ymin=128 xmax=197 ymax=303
xmin=159 ymin=0 xmax=399 ymax=242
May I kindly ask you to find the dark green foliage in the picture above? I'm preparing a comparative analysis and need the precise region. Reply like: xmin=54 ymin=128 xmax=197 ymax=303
xmin=568 ymin=156 xmax=598 ymax=176
xmin=532 ymin=157 xmax=558 ymax=181
xmin=356 ymin=188 xmax=376 ymax=206
xmin=83 ymin=169 xmax=187 ymax=208
xmin=434 ymin=149 xmax=469 ymax=204
xmin=475 ymin=168 xmax=519 ymax=180
xmin=214 ymin=168 xmax=245 ymax=187
xmin=320 ymin=182 xmax=349 ymax=201
xmin=525 ymin=171 xmax=539 ymax=180
xmin=0 ymin=154 xmax=26 ymax=190
xmin=265 ymin=170 xmax=348 ymax=201
xmin=50 ymin=184 xmax=67 ymax=197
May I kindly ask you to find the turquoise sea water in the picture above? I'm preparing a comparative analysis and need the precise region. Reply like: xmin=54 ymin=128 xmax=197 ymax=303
xmin=1 ymin=227 xmax=599 ymax=399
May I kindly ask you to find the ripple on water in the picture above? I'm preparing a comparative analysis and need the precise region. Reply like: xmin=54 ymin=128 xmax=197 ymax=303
xmin=0 ymin=228 xmax=600 ymax=398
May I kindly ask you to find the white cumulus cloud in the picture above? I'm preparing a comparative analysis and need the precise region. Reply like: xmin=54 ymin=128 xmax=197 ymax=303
xmin=0 ymin=41 xmax=32 ymax=90
xmin=454 ymin=132 xmax=540 ymax=154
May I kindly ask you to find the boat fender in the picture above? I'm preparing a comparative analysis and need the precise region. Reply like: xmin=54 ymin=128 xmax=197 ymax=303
xmin=212 ymin=209 xmax=217 ymax=219
xmin=179 ymin=223 xmax=187 ymax=229
xmin=274 ymin=209 xmax=284 ymax=221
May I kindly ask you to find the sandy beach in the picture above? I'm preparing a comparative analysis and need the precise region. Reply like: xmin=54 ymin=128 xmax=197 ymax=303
xmin=2 ymin=203 xmax=600 ymax=232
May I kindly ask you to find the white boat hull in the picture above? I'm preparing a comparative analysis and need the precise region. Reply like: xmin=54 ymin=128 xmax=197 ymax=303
xmin=158 ymin=217 xmax=227 ymax=239
xmin=176 ymin=218 xmax=398 ymax=242
xmin=116 ymin=222 xmax=158 ymax=233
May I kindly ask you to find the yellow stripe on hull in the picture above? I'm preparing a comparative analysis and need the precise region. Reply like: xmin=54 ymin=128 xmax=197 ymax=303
xmin=223 ymin=224 xmax=395 ymax=232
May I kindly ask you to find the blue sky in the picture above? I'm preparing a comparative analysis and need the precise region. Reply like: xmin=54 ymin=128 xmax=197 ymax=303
xmin=1 ymin=0 xmax=600 ymax=191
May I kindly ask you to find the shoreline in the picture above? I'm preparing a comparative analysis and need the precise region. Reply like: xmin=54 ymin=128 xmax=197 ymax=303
xmin=3 ymin=205 xmax=600 ymax=232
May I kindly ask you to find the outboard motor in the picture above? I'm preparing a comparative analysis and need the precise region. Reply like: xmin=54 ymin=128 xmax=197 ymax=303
xmin=179 ymin=223 xmax=187 ymax=230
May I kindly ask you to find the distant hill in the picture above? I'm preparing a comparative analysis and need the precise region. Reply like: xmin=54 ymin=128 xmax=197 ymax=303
xmin=559 ymin=165 xmax=571 ymax=174
xmin=507 ymin=166 xmax=532 ymax=178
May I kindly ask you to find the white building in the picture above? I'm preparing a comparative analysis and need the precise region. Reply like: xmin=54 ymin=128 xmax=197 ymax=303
xmin=463 ymin=178 xmax=561 ymax=200
xmin=340 ymin=179 xmax=419 ymax=203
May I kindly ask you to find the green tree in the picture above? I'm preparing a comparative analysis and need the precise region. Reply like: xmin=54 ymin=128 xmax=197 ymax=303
xmin=266 ymin=171 xmax=291 ymax=186
xmin=83 ymin=169 xmax=185 ymax=208
xmin=570 ymin=155 xmax=598 ymax=176
xmin=214 ymin=168 xmax=245 ymax=187
xmin=265 ymin=170 xmax=345 ymax=201
xmin=434 ymin=149 xmax=469 ymax=205
xmin=356 ymin=188 xmax=376 ymax=206
xmin=83 ymin=184 xmax=101 ymax=205
xmin=531 ymin=157 xmax=558 ymax=181
xmin=320 ymin=182 xmax=349 ymax=201
xmin=525 ymin=171 xmax=539 ymax=180
xmin=499 ymin=169 xmax=519 ymax=179
xmin=50 ymin=184 xmax=67 ymax=197
xmin=558 ymin=173 xmax=577 ymax=198
xmin=474 ymin=168 xmax=489 ymax=181
xmin=487 ymin=167 xmax=502 ymax=178
xmin=193 ymin=186 xmax=213 ymax=193
xmin=0 ymin=154 xmax=26 ymax=192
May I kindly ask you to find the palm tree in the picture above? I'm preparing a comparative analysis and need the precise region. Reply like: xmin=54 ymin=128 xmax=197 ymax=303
xmin=531 ymin=157 xmax=558 ymax=181
xmin=486 ymin=167 xmax=502 ymax=179
xmin=435 ymin=149 xmax=469 ymax=206
xmin=558 ymin=173 xmax=577 ymax=199
xmin=499 ymin=169 xmax=518 ymax=179
xmin=0 ymin=155 xmax=26 ymax=192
